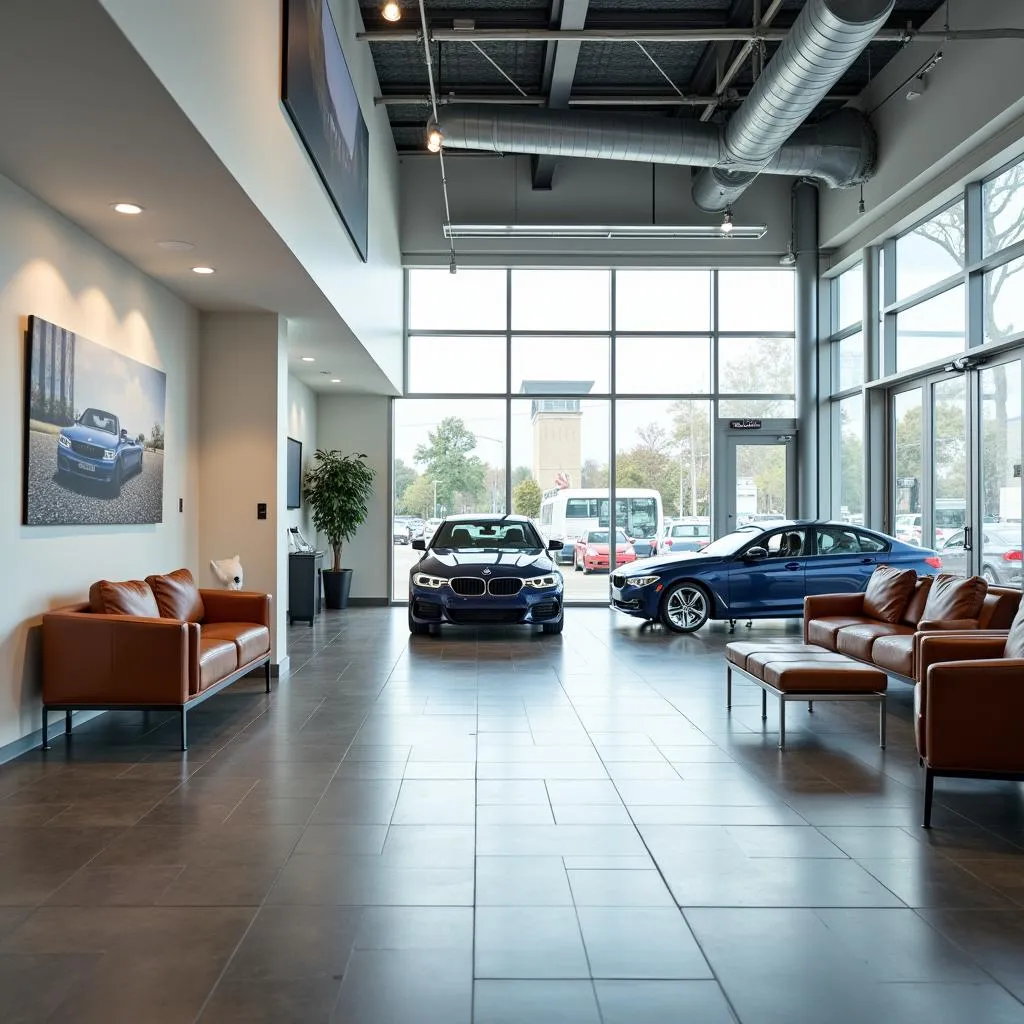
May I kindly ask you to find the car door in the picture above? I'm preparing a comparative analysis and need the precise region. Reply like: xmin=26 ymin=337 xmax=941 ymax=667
xmin=804 ymin=525 xmax=880 ymax=596
xmin=727 ymin=528 xmax=808 ymax=617
xmin=938 ymin=529 xmax=967 ymax=578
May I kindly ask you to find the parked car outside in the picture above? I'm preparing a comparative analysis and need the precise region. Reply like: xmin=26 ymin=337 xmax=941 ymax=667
xmin=660 ymin=518 xmax=711 ymax=554
xmin=939 ymin=527 xmax=1023 ymax=587
xmin=422 ymin=518 xmax=443 ymax=544
xmin=56 ymin=407 xmax=143 ymax=496
xmin=574 ymin=529 xmax=636 ymax=574
xmin=408 ymin=514 xmax=564 ymax=634
xmin=393 ymin=520 xmax=411 ymax=545
xmin=610 ymin=520 xmax=942 ymax=633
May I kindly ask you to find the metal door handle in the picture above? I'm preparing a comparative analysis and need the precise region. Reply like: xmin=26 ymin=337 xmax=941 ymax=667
xmin=860 ymin=558 xmax=873 ymax=564
xmin=964 ymin=526 xmax=972 ymax=551
xmin=784 ymin=562 xmax=800 ymax=571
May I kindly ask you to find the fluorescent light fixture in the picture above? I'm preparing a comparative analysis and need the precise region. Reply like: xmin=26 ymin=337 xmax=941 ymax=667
xmin=443 ymin=223 xmax=768 ymax=240
xmin=382 ymin=0 xmax=401 ymax=21
xmin=191 ymin=266 xmax=215 ymax=274
xmin=112 ymin=202 xmax=143 ymax=215
xmin=302 ymin=356 xmax=316 ymax=362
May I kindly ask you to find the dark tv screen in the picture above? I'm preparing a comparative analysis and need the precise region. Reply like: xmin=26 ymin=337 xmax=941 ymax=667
xmin=287 ymin=437 xmax=302 ymax=510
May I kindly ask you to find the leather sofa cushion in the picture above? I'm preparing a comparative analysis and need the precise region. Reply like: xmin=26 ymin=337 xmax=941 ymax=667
xmin=761 ymin=660 xmax=887 ymax=693
xmin=901 ymin=577 xmax=934 ymax=627
xmin=725 ymin=642 xmax=826 ymax=670
xmin=980 ymin=589 xmax=1022 ymax=630
xmin=863 ymin=565 xmax=918 ymax=624
xmin=1005 ymin=602 xmax=1024 ymax=660
xmin=147 ymin=569 xmax=205 ymax=622
xmin=806 ymin=616 xmax=874 ymax=651
xmin=920 ymin=573 xmax=987 ymax=623
xmin=89 ymin=579 xmax=160 ymax=618
xmin=202 ymin=622 xmax=271 ymax=666
xmin=198 ymin=637 xmax=237 ymax=691
xmin=836 ymin=622 xmax=914 ymax=661
xmin=872 ymin=634 xmax=915 ymax=677
xmin=745 ymin=650 xmax=847 ymax=679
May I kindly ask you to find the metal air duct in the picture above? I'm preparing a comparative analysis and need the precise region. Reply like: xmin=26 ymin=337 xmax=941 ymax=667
xmin=691 ymin=0 xmax=894 ymax=211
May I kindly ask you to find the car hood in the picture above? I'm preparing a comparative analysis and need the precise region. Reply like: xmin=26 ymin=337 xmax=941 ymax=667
xmin=583 ymin=543 xmax=630 ymax=554
xmin=61 ymin=423 xmax=116 ymax=444
xmin=417 ymin=548 xmax=555 ymax=574
xmin=618 ymin=552 xmax=724 ymax=574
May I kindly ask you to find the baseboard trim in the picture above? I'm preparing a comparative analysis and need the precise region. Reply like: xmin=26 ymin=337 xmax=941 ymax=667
xmin=0 ymin=710 xmax=104 ymax=767
xmin=346 ymin=597 xmax=388 ymax=607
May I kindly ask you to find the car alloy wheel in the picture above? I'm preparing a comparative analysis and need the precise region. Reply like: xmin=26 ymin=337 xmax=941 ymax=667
xmin=982 ymin=566 xmax=998 ymax=585
xmin=661 ymin=582 xmax=710 ymax=633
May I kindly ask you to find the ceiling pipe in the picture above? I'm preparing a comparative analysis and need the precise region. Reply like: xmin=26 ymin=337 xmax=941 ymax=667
xmin=375 ymin=91 xmax=858 ymax=107
xmin=691 ymin=0 xmax=894 ymax=212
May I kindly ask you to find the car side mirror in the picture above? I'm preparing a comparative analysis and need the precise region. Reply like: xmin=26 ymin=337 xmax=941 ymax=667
xmin=548 ymin=538 xmax=563 ymax=551
xmin=744 ymin=546 xmax=768 ymax=561
xmin=411 ymin=538 xmax=426 ymax=551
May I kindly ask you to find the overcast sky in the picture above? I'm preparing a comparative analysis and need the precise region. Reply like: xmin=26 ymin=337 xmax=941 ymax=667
xmin=75 ymin=334 xmax=165 ymax=438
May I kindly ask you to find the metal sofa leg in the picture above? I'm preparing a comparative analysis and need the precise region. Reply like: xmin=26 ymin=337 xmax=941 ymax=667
xmin=808 ymin=701 xmax=814 ymax=713
xmin=65 ymin=710 xmax=73 ymax=735
xmin=922 ymin=765 xmax=935 ymax=828
xmin=778 ymin=696 xmax=786 ymax=749
xmin=725 ymin=665 xmax=732 ymax=709
xmin=264 ymin=660 xmax=271 ymax=694
xmin=180 ymin=709 xmax=188 ymax=751
xmin=761 ymin=689 xmax=767 ymax=721
xmin=879 ymin=697 xmax=886 ymax=749
xmin=41 ymin=706 xmax=50 ymax=751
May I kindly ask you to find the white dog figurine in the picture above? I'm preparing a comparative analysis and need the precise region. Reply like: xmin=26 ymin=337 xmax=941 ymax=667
xmin=210 ymin=555 xmax=244 ymax=591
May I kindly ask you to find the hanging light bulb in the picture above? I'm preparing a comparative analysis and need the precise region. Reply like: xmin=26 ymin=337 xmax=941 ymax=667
xmin=426 ymin=126 xmax=444 ymax=153
xmin=858 ymin=185 xmax=866 ymax=215
xmin=382 ymin=1 xmax=401 ymax=22
xmin=720 ymin=210 xmax=734 ymax=235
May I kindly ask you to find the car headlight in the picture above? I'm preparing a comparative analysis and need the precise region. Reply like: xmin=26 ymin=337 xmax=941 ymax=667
xmin=102 ymin=449 xmax=116 ymax=461
xmin=625 ymin=575 xmax=660 ymax=588
xmin=58 ymin=434 xmax=71 ymax=449
xmin=524 ymin=573 xmax=561 ymax=589
xmin=412 ymin=573 xmax=447 ymax=589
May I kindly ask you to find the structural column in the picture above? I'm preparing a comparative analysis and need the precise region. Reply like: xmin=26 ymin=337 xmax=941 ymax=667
xmin=794 ymin=180 xmax=820 ymax=518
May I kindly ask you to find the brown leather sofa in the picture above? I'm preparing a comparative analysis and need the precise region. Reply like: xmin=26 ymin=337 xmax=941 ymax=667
xmin=803 ymin=566 xmax=1021 ymax=683
xmin=42 ymin=568 xmax=272 ymax=750
xmin=915 ymin=603 xmax=1024 ymax=827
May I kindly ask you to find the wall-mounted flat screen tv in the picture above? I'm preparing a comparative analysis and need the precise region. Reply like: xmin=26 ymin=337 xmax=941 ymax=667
xmin=287 ymin=437 xmax=302 ymax=509
xmin=281 ymin=0 xmax=370 ymax=261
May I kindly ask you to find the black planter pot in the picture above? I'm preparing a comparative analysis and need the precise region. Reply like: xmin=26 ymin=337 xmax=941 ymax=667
xmin=322 ymin=569 xmax=352 ymax=610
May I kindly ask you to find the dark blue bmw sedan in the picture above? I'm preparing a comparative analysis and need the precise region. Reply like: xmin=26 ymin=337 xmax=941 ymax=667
xmin=610 ymin=520 xmax=942 ymax=633
xmin=409 ymin=515 xmax=565 ymax=635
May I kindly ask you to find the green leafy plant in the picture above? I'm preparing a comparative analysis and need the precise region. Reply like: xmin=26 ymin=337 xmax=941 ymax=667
xmin=304 ymin=449 xmax=376 ymax=572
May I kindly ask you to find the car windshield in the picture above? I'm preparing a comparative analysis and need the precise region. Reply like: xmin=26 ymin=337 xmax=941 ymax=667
xmin=433 ymin=520 xmax=542 ymax=549
xmin=79 ymin=409 xmax=117 ymax=433
xmin=670 ymin=524 xmax=709 ymax=538
xmin=587 ymin=530 xmax=628 ymax=544
xmin=697 ymin=527 xmax=764 ymax=557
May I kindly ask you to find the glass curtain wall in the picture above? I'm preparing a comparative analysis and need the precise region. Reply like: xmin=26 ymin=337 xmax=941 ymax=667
xmin=394 ymin=267 xmax=796 ymax=601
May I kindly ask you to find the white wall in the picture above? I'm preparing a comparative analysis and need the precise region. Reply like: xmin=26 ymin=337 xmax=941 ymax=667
xmin=0 ymin=172 xmax=199 ymax=748
xmin=316 ymin=394 xmax=389 ymax=600
xmin=287 ymin=374 xmax=318 ymax=540
xmin=402 ymin=154 xmax=794 ymax=264
xmin=99 ymin=0 xmax=404 ymax=391
xmin=198 ymin=312 xmax=289 ymax=665
xmin=821 ymin=0 xmax=1024 ymax=258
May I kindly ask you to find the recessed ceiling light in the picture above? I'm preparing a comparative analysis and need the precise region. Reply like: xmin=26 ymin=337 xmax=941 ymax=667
xmin=331 ymin=378 xmax=341 ymax=383
xmin=111 ymin=202 xmax=143 ymax=215
xmin=302 ymin=356 xmax=315 ymax=362
xmin=157 ymin=240 xmax=195 ymax=251
xmin=191 ymin=266 xmax=215 ymax=275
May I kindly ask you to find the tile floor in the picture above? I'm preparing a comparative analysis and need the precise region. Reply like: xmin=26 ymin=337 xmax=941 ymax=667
xmin=1 ymin=608 xmax=1024 ymax=1022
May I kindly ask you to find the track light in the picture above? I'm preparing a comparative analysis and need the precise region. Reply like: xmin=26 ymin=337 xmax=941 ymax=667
xmin=382 ymin=1 xmax=401 ymax=22
xmin=426 ymin=126 xmax=444 ymax=153
xmin=449 ymin=253 xmax=457 ymax=275
xmin=720 ymin=210 xmax=734 ymax=235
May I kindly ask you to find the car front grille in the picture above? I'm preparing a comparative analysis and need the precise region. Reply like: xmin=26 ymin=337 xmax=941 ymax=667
xmin=450 ymin=577 xmax=486 ymax=597
xmin=611 ymin=574 xmax=625 ymax=589
xmin=531 ymin=599 xmax=560 ymax=621
xmin=70 ymin=440 xmax=105 ymax=460
xmin=487 ymin=578 xmax=523 ymax=597
xmin=447 ymin=608 xmax=524 ymax=625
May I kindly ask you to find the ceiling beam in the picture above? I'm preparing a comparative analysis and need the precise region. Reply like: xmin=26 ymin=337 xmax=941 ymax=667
xmin=532 ymin=0 xmax=590 ymax=190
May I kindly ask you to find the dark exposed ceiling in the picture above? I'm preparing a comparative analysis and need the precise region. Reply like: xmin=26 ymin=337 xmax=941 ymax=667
xmin=361 ymin=0 xmax=945 ymax=170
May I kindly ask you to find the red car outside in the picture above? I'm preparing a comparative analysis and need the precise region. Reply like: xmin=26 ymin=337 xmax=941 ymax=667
xmin=574 ymin=529 xmax=636 ymax=574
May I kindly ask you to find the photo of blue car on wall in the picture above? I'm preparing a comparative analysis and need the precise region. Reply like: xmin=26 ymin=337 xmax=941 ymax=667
xmin=22 ymin=315 xmax=167 ymax=526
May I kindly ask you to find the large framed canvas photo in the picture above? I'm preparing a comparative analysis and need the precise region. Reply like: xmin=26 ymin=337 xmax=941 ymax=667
xmin=22 ymin=316 xmax=167 ymax=526
xmin=282 ymin=0 xmax=370 ymax=261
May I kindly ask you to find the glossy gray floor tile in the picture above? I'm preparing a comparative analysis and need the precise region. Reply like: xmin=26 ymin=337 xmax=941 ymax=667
xmin=0 ymin=607 xmax=1022 ymax=1022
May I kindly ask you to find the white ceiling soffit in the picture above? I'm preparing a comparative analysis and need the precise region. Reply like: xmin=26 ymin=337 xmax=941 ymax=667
xmin=0 ymin=0 xmax=394 ymax=395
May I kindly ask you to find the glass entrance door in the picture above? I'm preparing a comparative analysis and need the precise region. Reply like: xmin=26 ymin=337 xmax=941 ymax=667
xmin=717 ymin=424 xmax=798 ymax=538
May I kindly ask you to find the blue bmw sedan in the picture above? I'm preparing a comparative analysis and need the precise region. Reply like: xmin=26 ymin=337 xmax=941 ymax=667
xmin=610 ymin=520 xmax=942 ymax=633
xmin=409 ymin=515 xmax=565 ymax=635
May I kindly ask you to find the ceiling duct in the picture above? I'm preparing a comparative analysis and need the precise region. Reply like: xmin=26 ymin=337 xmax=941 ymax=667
xmin=691 ymin=0 xmax=894 ymax=211
xmin=428 ymin=0 xmax=893 ymax=210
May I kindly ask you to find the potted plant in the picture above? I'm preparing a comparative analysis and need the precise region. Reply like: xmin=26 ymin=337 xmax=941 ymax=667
xmin=304 ymin=449 xmax=376 ymax=609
